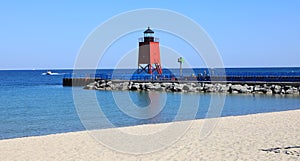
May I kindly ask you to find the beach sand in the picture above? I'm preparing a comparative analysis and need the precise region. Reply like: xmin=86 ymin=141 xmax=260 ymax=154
xmin=1 ymin=110 xmax=299 ymax=160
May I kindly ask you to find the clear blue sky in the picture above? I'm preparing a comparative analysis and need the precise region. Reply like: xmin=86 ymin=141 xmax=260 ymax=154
xmin=0 ymin=0 xmax=299 ymax=69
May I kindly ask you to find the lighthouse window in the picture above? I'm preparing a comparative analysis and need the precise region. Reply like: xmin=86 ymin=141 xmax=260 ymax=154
xmin=144 ymin=33 xmax=153 ymax=37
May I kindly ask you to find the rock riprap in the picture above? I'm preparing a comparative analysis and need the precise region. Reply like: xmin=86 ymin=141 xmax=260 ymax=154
xmin=84 ymin=80 xmax=300 ymax=95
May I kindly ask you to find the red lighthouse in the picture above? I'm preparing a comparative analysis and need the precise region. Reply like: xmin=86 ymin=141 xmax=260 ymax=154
xmin=138 ymin=27 xmax=162 ymax=74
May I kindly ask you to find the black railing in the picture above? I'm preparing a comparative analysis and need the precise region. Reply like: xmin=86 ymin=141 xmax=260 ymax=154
xmin=138 ymin=37 xmax=159 ymax=42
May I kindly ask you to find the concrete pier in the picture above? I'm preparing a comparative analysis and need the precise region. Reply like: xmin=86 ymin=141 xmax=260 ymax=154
xmin=62 ymin=78 xmax=101 ymax=86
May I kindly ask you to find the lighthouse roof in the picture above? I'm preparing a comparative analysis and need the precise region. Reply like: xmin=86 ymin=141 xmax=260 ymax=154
xmin=144 ymin=27 xmax=154 ymax=34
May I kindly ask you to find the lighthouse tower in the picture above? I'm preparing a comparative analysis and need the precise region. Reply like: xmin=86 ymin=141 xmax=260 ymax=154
xmin=138 ymin=27 xmax=162 ymax=74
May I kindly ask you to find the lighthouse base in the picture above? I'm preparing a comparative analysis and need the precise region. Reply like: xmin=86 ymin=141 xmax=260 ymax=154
xmin=138 ymin=64 xmax=162 ymax=74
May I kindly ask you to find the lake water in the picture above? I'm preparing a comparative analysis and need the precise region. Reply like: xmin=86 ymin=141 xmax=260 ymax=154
xmin=0 ymin=69 xmax=299 ymax=140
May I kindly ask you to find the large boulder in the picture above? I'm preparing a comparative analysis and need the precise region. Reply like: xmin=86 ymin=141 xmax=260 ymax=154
xmin=130 ymin=83 xmax=140 ymax=91
xmin=195 ymin=87 xmax=204 ymax=92
xmin=232 ymin=90 xmax=239 ymax=94
xmin=246 ymin=85 xmax=254 ymax=93
xmin=172 ymin=84 xmax=183 ymax=92
xmin=271 ymin=85 xmax=281 ymax=94
xmin=161 ymin=83 xmax=172 ymax=88
xmin=154 ymin=87 xmax=165 ymax=91
xmin=266 ymin=89 xmax=273 ymax=95
xmin=230 ymin=84 xmax=248 ymax=93
xmin=285 ymin=87 xmax=299 ymax=94
xmin=105 ymin=87 xmax=112 ymax=90
xmin=144 ymin=83 xmax=153 ymax=89
xmin=216 ymin=84 xmax=229 ymax=93
xmin=253 ymin=85 xmax=267 ymax=94
xmin=182 ymin=84 xmax=191 ymax=91
xmin=99 ymin=83 xmax=106 ymax=88
xmin=203 ymin=83 xmax=214 ymax=92
xmin=83 ymin=82 xmax=96 ymax=90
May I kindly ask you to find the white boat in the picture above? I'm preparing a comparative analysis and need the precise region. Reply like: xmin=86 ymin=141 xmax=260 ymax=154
xmin=46 ymin=71 xmax=53 ymax=75
xmin=42 ymin=71 xmax=60 ymax=76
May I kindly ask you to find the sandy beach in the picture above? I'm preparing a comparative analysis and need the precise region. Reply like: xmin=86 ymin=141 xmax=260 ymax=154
xmin=1 ymin=110 xmax=299 ymax=160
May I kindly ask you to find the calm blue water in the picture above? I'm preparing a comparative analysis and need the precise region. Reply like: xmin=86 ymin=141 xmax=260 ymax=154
xmin=0 ymin=68 xmax=300 ymax=140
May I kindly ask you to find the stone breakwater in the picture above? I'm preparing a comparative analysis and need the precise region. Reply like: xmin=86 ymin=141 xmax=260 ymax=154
xmin=84 ymin=80 xmax=300 ymax=95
